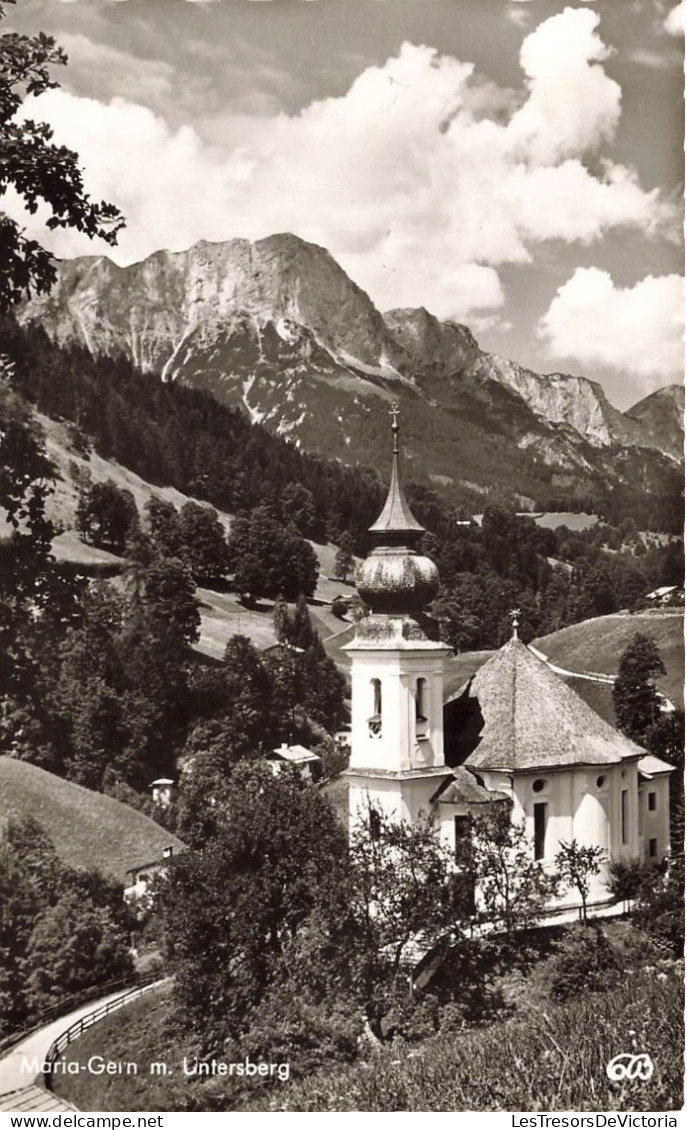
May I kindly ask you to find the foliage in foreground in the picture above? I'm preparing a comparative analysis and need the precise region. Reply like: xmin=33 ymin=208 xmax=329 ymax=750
xmin=51 ymin=963 xmax=683 ymax=1113
xmin=257 ymin=974 xmax=684 ymax=1113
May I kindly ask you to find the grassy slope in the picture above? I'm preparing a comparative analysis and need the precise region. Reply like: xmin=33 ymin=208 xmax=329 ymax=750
xmin=34 ymin=413 xmax=354 ymax=660
xmin=52 ymin=971 xmax=684 ymax=1113
xmin=0 ymin=757 xmax=183 ymax=882
xmin=532 ymin=611 xmax=684 ymax=707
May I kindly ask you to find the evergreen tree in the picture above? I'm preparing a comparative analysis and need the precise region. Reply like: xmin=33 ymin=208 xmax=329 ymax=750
xmin=612 ymin=633 xmax=666 ymax=745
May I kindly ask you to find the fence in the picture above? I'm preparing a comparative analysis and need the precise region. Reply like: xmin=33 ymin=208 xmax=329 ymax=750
xmin=43 ymin=977 xmax=164 ymax=1092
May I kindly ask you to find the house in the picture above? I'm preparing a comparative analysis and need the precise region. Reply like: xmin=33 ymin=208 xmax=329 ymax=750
xmin=266 ymin=742 xmax=321 ymax=780
xmin=151 ymin=777 xmax=174 ymax=809
xmin=344 ymin=407 xmax=674 ymax=915
xmin=124 ymin=845 xmax=176 ymax=901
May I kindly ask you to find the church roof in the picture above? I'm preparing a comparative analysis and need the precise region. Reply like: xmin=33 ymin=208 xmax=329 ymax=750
xmin=450 ymin=635 xmax=645 ymax=772
xmin=435 ymin=766 xmax=511 ymax=806
xmin=369 ymin=448 xmax=425 ymax=536
xmin=368 ymin=406 xmax=424 ymax=537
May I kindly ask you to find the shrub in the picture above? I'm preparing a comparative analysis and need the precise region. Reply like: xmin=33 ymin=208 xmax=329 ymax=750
xmin=548 ymin=923 xmax=621 ymax=1001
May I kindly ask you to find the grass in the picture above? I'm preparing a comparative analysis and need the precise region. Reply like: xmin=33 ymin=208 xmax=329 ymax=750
xmin=272 ymin=975 xmax=683 ymax=1113
xmin=532 ymin=612 xmax=684 ymax=707
xmin=51 ymin=962 xmax=684 ymax=1113
xmin=0 ymin=757 xmax=183 ymax=882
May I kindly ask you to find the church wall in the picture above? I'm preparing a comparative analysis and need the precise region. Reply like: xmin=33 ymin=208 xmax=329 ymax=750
xmin=638 ymin=774 xmax=671 ymax=862
xmin=349 ymin=772 xmax=449 ymax=829
xmin=348 ymin=649 xmax=447 ymax=777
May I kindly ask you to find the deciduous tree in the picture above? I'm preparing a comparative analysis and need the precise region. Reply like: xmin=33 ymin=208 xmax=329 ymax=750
xmin=0 ymin=0 xmax=124 ymax=312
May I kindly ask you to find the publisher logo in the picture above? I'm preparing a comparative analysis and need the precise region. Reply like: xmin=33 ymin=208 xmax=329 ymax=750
xmin=606 ymin=1053 xmax=654 ymax=1082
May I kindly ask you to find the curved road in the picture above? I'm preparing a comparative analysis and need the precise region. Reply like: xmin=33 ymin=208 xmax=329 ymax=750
xmin=0 ymin=981 xmax=163 ymax=1099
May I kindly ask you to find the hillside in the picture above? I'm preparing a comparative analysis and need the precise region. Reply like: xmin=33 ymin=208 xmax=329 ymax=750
xmin=50 ymin=967 xmax=683 ymax=1112
xmin=0 ymin=758 xmax=183 ymax=881
xmin=17 ymin=235 xmax=683 ymax=511
xmin=531 ymin=611 xmax=684 ymax=708
xmin=30 ymin=413 xmax=354 ymax=660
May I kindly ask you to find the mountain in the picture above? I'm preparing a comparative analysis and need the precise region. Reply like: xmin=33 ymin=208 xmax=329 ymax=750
xmin=18 ymin=234 xmax=683 ymax=506
xmin=623 ymin=385 xmax=685 ymax=462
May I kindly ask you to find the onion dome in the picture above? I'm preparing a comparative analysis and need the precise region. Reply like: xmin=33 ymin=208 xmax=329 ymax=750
xmin=356 ymin=405 xmax=439 ymax=615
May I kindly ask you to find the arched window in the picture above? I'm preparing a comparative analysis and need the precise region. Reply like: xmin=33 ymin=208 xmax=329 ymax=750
xmin=415 ymin=677 xmax=429 ymax=739
xmin=368 ymin=678 xmax=382 ymax=738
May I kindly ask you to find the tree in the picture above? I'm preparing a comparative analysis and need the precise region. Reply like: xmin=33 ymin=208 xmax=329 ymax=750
xmin=177 ymin=501 xmax=227 ymax=583
xmin=226 ymin=507 xmax=318 ymax=603
xmin=75 ymin=479 xmax=139 ymax=554
xmin=164 ymin=762 xmax=349 ymax=1048
xmin=24 ymin=891 xmax=133 ymax=1015
xmin=0 ymin=0 xmax=124 ymax=313
xmin=612 ymin=633 xmax=666 ymax=745
xmin=554 ymin=839 xmax=605 ymax=923
xmin=333 ymin=534 xmax=356 ymax=583
xmin=348 ymin=801 xmax=472 ymax=1026
xmin=467 ymin=806 xmax=557 ymax=940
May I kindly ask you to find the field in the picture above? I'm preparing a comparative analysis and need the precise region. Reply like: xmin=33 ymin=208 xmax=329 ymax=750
xmin=0 ymin=757 xmax=183 ymax=882
xmin=52 ymin=957 xmax=684 ymax=1113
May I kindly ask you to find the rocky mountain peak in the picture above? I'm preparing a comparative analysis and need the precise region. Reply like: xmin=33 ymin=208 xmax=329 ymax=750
xmin=17 ymin=232 xmax=683 ymax=499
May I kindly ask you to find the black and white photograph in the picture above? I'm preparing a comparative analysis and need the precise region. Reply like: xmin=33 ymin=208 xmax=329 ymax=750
xmin=0 ymin=0 xmax=684 ymax=1118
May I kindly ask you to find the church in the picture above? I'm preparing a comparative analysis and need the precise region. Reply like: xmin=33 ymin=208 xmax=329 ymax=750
xmin=344 ymin=409 xmax=673 ymax=915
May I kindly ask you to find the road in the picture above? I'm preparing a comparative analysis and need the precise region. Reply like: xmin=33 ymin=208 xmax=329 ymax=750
xmin=0 ymin=981 xmax=162 ymax=1099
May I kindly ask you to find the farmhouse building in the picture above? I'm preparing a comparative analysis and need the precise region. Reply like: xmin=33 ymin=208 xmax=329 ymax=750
xmin=344 ymin=409 xmax=673 ymax=913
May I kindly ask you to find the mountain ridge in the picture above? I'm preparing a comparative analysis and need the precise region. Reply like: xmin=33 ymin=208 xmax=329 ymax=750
xmin=18 ymin=234 xmax=683 ymax=504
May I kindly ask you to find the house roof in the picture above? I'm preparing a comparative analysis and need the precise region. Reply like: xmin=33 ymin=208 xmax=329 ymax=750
xmin=434 ymin=766 xmax=511 ymax=806
xmin=637 ymin=753 xmax=675 ymax=779
xmin=268 ymin=743 xmax=321 ymax=765
xmin=448 ymin=635 xmax=645 ymax=772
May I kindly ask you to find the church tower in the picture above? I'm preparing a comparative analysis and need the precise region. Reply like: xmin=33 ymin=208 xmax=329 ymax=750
xmin=344 ymin=407 xmax=451 ymax=829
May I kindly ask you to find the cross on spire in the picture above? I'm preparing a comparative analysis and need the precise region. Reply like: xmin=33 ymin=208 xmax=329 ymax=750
xmin=510 ymin=608 xmax=521 ymax=639
xmin=389 ymin=402 xmax=400 ymax=454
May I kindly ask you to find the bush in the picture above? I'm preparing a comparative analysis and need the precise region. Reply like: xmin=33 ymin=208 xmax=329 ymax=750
xmin=548 ymin=924 xmax=622 ymax=1001
xmin=608 ymin=857 xmax=657 ymax=902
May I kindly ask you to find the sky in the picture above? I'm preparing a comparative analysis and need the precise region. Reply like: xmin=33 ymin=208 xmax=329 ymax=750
xmin=4 ymin=0 xmax=685 ymax=409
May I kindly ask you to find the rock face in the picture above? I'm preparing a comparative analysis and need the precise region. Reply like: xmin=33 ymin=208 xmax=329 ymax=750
xmin=18 ymin=234 xmax=683 ymax=503
xmin=624 ymin=385 xmax=685 ymax=462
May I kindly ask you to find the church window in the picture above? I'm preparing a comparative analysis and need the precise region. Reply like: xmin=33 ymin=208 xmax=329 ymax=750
xmin=648 ymin=792 xmax=657 ymax=811
xmin=596 ymin=775 xmax=606 ymax=789
xmin=649 ymin=837 xmax=658 ymax=858
xmin=621 ymin=789 xmax=629 ymax=844
xmin=532 ymin=778 xmax=546 ymax=794
xmin=533 ymin=802 xmax=547 ymax=860
xmin=368 ymin=679 xmax=382 ymax=738
xmin=415 ymin=678 xmax=429 ymax=739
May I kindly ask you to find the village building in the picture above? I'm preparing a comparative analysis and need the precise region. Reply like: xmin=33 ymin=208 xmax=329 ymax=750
xmin=344 ymin=408 xmax=674 ymax=914
xmin=124 ymin=845 xmax=176 ymax=901
xmin=266 ymin=741 xmax=321 ymax=780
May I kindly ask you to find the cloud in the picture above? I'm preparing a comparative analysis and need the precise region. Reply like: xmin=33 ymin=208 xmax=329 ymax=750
xmin=5 ymin=11 xmax=678 ymax=323
xmin=664 ymin=1 xmax=685 ymax=34
xmin=507 ymin=8 xmax=620 ymax=163
xmin=538 ymin=268 xmax=684 ymax=384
